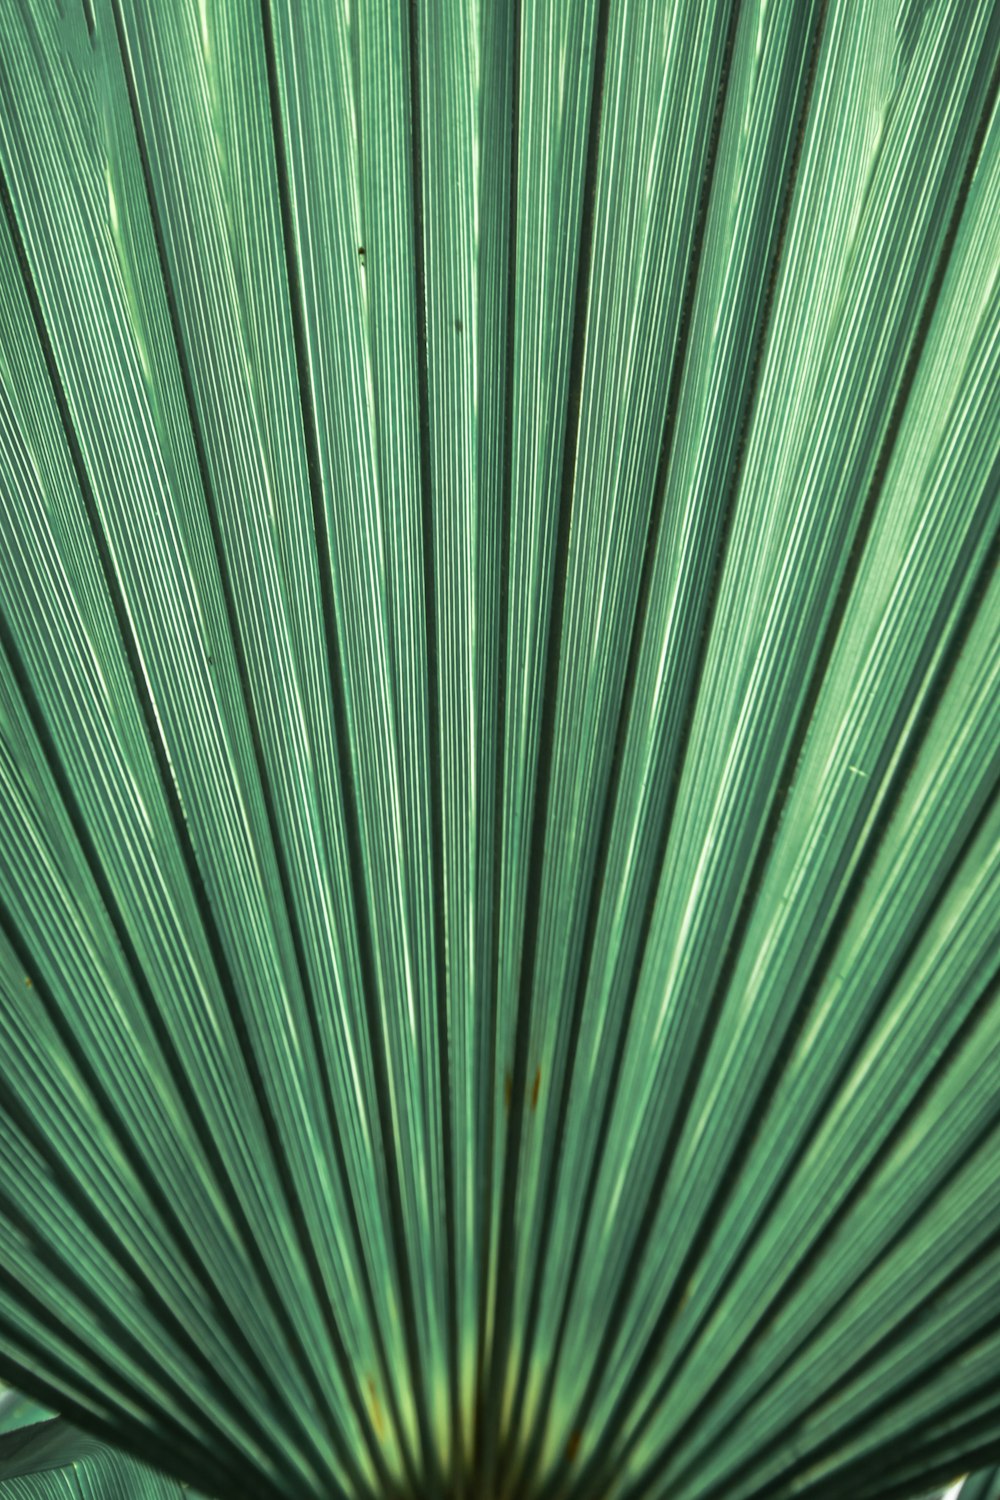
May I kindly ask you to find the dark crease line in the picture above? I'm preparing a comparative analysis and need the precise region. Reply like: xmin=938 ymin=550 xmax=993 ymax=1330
xmin=580 ymin=33 xmax=1000 ymax=1496
xmin=481 ymin=0 xmax=613 ymax=1492
xmin=110 ymin=10 xmax=386 ymax=1493
xmin=499 ymin=7 xmax=743 ymax=1494
xmin=258 ymin=1 xmax=435 ymax=1489
xmin=0 ymin=137 xmax=351 ymax=1498
xmin=473 ymin=0 xmax=521 ymax=1491
xmin=407 ymin=0 xmax=461 ymax=1485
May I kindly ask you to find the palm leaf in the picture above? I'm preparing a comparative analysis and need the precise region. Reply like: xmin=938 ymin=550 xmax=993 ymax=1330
xmin=0 ymin=1394 xmax=54 ymax=1440
xmin=960 ymin=1470 xmax=1000 ymax=1500
xmin=0 ymin=1396 xmax=199 ymax=1497
xmin=0 ymin=0 xmax=997 ymax=1497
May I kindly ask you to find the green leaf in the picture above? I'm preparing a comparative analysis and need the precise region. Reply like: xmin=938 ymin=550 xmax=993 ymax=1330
xmin=961 ymin=1468 xmax=1000 ymax=1500
xmin=0 ymin=1413 xmax=200 ymax=1497
xmin=0 ymin=0 xmax=997 ymax=1498
xmin=0 ymin=1396 xmax=54 ymax=1440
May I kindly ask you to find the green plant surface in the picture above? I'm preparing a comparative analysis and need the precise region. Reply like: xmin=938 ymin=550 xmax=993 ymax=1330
xmin=0 ymin=1397 xmax=55 ymax=1441
xmin=0 ymin=1 xmax=997 ymax=1498
xmin=960 ymin=1470 xmax=1000 ymax=1500
xmin=0 ymin=1408 xmax=201 ymax=1497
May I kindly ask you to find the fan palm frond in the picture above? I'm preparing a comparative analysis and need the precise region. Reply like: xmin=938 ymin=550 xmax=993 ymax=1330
xmin=0 ymin=1 xmax=998 ymax=1498
xmin=1 ymin=1392 xmax=201 ymax=1496
xmin=959 ymin=1470 xmax=1000 ymax=1500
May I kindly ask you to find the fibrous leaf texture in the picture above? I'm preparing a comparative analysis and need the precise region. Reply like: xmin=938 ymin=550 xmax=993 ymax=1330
xmin=0 ymin=0 xmax=998 ymax=1498
xmin=0 ymin=1394 xmax=203 ymax=1498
